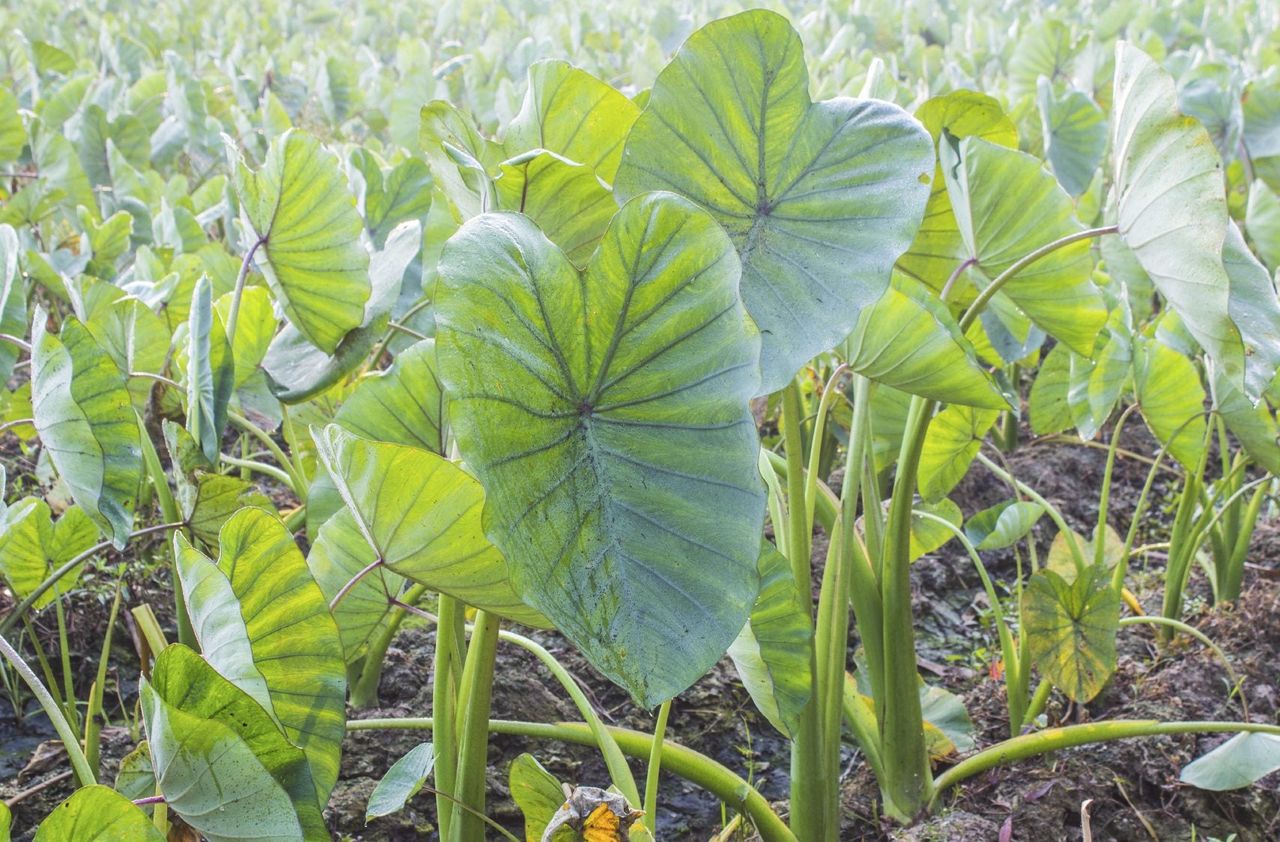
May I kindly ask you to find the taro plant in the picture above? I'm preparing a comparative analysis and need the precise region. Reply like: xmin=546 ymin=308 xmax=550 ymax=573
xmin=1 ymin=4 xmax=1280 ymax=842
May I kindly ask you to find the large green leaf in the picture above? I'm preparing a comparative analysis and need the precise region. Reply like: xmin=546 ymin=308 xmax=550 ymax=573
xmin=841 ymin=276 xmax=1006 ymax=409
xmin=909 ymin=498 xmax=963 ymax=561
xmin=0 ymin=500 xmax=96 ymax=609
xmin=1243 ymin=80 xmax=1280 ymax=192
xmin=1046 ymin=526 xmax=1125 ymax=583
xmin=919 ymin=683 xmax=976 ymax=756
xmin=435 ymin=192 xmax=764 ymax=705
xmin=313 ymin=424 xmax=542 ymax=625
xmin=487 ymin=64 xmax=638 ymax=264
xmin=1180 ymin=732 xmax=1280 ymax=791
xmin=32 ymin=120 xmax=97 ymax=221
xmin=614 ymin=9 xmax=933 ymax=393
xmin=418 ymin=100 xmax=501 ymax=221
xmin=309 ymin=336 xmax=446 ymax=542
xmin=1111 ymin=43 xmax=1276 ymax=397
xmin=174 ymin=509 xmax=346 ymax=804
xmin=33 ymin=785 xmax=164 ymax=841
xmin=183 ymin=473 xmax=275 ymax=548
xmin=31 ymin=308 xmax=140 ymax=547
xmin=141 ymin=645 xmax=327 ymax=842
xmin=727 ymin=542 xmax=812 ymax=738
xmin=504 ymin=60 xmax=640 ymax=184
xmin=1133 ymin=337 xmax=1205 ymax=470
xmin=1037 ymin=79 xmax=1106 ymax=198
xmin=234 ymin=129 xmax=370 ymax=353
xmin=420 ymin=61 xmax=633 ymax=258
xmin=940 ymin=136 xmax=1105 ymax=356
xmin=1023 ymin=566 xmax=1120 ymax=702
xmin=918 ymin=405 xmax=999 ymax=502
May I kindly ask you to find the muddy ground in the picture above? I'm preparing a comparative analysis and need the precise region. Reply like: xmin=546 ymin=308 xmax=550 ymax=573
xmin=1 ymin=422 xmax=1278 ymax=840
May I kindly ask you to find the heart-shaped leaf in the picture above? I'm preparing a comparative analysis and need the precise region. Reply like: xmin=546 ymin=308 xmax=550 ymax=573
xmin=174 ymin=508 xmax=346 ymax=804
xmin=1046 ymin=526 xmax=1125 ymax=583
xmin=1023 ymin=566 xmax=1120 ymax=702
xmin=919 ymin=405 xmax=999 ymax=502
xmin=727 ymin=542 xmax=812 ymax=738
xmin=1038 ymin=79 xmax=1107 ymax=198
xmin=0 ymin=500 xmax=96 ymax=609
xmin=435 ymin=192 xmax=765 ymax=705
xmin=141 ymin=644 xmax=327 ymax=842
xmin=1008 ymin=20 xmax=1077 ymax=100
xmin=351 ymin=151 xmax=433 ymax=249
xmin=1066 ymin=307 xmax=1132 ymax=440
xmin=214 ymin=285 xmax=274 ymax=388
xmin=31 ymin=307 xmax=141 ymax=547
xmin=260 ymin=220 xmax=418 ymax=403
xmin=1028 ymin=343 xmax=1073 ymax=436
xmin=1213 ymin=368 xmax=1280 ymax=475
xmin=1221 ymin=222 xmax=1280 ymax=392
xmin=83 ymin=287 xmax=170 ymax=411
xmin=233 ymin=129 xmax=370 ymax=353
xmin=421 ymin=61 xmax=635 ymax=264
xmin=614 ymin=9 xmax=933 ymax=393
xmin=0 ymin=225 xmax=25 ymax=384
xmin=1244 ymin=79 xmax=1280 ymax=193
